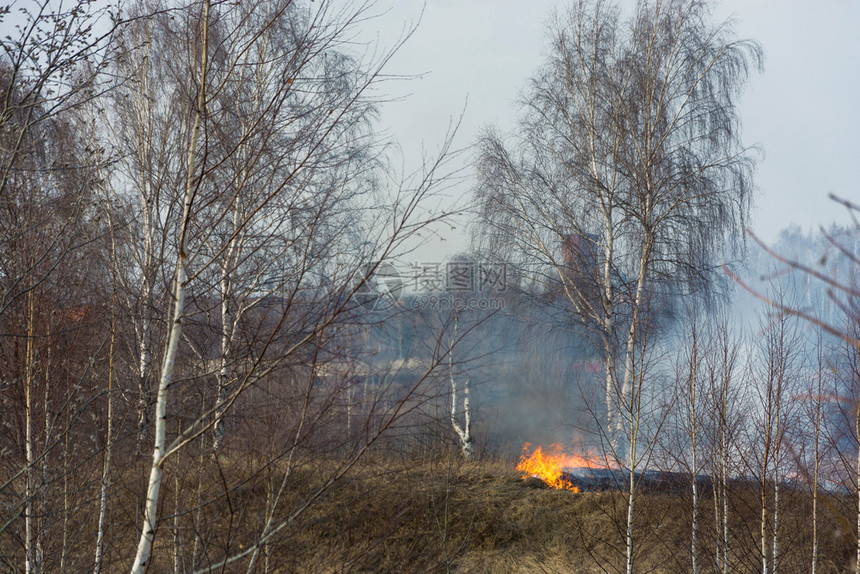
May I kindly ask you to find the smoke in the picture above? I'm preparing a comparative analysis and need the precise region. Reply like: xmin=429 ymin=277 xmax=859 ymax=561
xmin=365 ymin=222 xmax=859 ymax=460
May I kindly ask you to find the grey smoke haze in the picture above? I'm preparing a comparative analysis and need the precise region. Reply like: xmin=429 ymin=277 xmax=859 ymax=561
xmin=351 ymin=0 xmax=860 ymax=459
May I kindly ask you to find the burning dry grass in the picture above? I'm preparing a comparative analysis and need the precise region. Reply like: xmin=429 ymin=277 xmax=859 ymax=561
xmin=229 ymin=453 xmax=853 ymax=573
xmin=3 ymin=451 xmax=855 ymax=572
xmin=278 ymin=454 xmax=856 ymax=573
xmin=515 ymin=442 xmax=611 ymax=491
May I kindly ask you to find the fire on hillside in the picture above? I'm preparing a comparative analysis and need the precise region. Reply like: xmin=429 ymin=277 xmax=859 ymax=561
xmin=517 ymin=443 xmax=713 ymax=494
xmin=516 ymin=443 xmax=610 ymax=492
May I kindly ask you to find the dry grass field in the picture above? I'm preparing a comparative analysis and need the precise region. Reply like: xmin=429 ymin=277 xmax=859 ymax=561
xmin=144 ymin=454 xmax=856 ymax=573
xmin=3 ymin=449 xmax=858 ymax=573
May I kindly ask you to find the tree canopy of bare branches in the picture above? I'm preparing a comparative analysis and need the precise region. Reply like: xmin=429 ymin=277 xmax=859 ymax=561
xmin=474 ymin=0 xmax=761 ymax=460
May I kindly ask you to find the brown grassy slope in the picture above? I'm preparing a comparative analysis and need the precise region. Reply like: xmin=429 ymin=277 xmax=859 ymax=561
xmin=265 ymin=457 xmax=856 ymax=573
xmin=3 ymin=453 xmax=855 ymax=573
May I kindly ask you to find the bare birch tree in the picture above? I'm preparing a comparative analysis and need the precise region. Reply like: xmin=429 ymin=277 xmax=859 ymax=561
xmin=474 ymin=2 xmax=759 ymax=570
xmin=474 ymin=0 xmax=760 ymax=466
xmin=730 ymin=196 xmax=860 ymax=573
xmin=706 ymin=312 xmax=744 ymax=574
xmin=85 ymin=1 xmax=459 ymax=571
xmin=0 ymin=50 xmax=113 ymax=574
xmin=808 ymin=328 xmax=829 ymax=574
xmin=666 ymin=302 xmax=708 ymax=574
xmin=0 ymin=1 xmax=118 ymax=319
xmin=448 ymin=313 xmax=474 ymax=458
xmin=0 ymin=11 xmax=120 ymax=564
xmin=745 ymin=288 xmax=803 ymax=574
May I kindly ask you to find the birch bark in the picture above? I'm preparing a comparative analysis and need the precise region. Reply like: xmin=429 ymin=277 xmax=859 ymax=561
xmin=130 ymin=3 xmax=209 ymax=571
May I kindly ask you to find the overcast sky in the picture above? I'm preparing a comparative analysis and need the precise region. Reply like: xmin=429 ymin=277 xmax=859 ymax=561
xmin=366 ymin=0 xmax=860 ymax=263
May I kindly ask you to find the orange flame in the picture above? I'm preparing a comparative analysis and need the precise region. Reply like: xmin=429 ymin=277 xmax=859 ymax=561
xmin=516 ymin=443 xmax=607 ymax=491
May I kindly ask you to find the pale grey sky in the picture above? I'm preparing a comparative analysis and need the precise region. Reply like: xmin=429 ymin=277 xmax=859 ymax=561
xmin=367 ymin=0 xmax=860 ymax=263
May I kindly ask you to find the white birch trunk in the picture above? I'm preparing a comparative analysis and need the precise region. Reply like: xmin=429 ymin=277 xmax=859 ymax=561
xmin=134 ymin=32 xmax=158 ymax=448
xmin=448 ymin=316 xmax=473 ymax=458
xmin=93 ymin=308 xmax=115 ymax=574
xmin=619 ymin=228 xmax=651 ymax=574
xmin=191 ymin=410 xmax=205 ymax=571
xmin=604 ymin=339 xmax=614 ymax=444
xmin=24 ymin=289 xmax=36 ymax=574
xmin=689 ymin=377 xmax=699 ymax=574
xmin=811 ymin=354 xmax=822 ymax=574
xmin=138 ymin=288 xmax=152 ymax=444
xmin=761 ymin=496 xmax=768 ymax=574
xmin=346 ymin=381 xmax=352 ymax=437
xmin=137 ymin=183 xmax=156 ymax=445
xmin=625 ymin=334 xmax=644 ymax=574
xmin=602 ymin=223 xmax=616 ymax=444
xmin=712 ymin=471 xmax=721 ymax=572
xmin=213 ymin=197 xmax=244 ymax=452
xmin=37 ymin=347 xmax=49 ymax=574
xmin=130 ymin=262 xmax=187 ymax=574
xmin=60 ymin=409 xmax=70 ymax=572
xmin=625 ymin=434 xmax=636 ymax=574
xmin=690 ymin=448 xmax=698 ymax=574
xmin=130 ymin=3 xmax=207 ymax=567
xmin=721 ymin=438 xmax=729 ymax=574
xmin=618 ymin=233 xmax=652 ymax=466
xmin=711 ymin=354 xmax=731 ymax=574
xmin=772 ymin=478 xmax=780 ymax=574
xmin=450 ymin=377 xmax=473 ymax=458
xmin=213 ymin=266 xmax=233 ymax=452
xmin=772 ymin=400 xmax=781 ymax=574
